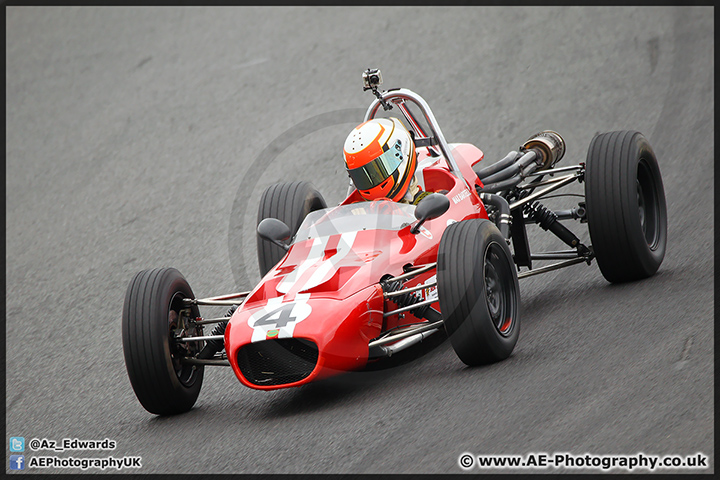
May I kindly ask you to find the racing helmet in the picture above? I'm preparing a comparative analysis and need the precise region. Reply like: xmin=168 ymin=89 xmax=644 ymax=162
xmin=343 ymin=117 xmax=417 ymax=201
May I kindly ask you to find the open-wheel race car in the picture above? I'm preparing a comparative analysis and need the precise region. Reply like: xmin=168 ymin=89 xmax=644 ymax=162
xmin=122 ymin=69 xmax=667 ymax=415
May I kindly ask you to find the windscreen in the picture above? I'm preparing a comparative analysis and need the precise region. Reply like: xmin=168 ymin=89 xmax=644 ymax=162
xmin=293 ymin=201 xmax=416 ymax=244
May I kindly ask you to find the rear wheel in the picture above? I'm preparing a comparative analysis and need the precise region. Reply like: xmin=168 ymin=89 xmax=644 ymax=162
xmin=585 ymin=131 xmax=667 ymax=283
xmin=257 ymin=181 xmax=326 ymax=276
xmin=122 ymin=268 xmax=203 ymax=415
xmin=437 ymin=219 xmax=520 ymax=366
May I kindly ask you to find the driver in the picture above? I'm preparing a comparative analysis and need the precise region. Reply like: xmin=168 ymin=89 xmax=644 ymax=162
xmin=343 ymin=117 xmax=431 ymax=205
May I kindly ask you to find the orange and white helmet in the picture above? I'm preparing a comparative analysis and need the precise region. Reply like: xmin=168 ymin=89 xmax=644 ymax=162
xmin=343 ymin=117 xmax=417 ymax=201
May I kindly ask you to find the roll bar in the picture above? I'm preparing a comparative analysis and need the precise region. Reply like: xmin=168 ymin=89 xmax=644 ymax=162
xmin=364 ymin=88 xmax=471 ymax=190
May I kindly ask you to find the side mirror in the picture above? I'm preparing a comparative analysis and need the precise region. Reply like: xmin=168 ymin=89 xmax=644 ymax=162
xmin=411 ymin=193 xmax=450 ymax=234
xmin=257 ymin=218 xmax=291 ymax=251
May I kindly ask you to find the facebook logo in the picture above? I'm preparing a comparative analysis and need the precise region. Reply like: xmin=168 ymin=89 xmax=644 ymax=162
xmin=10 ymin=437 xmax=25 ymax=452
xmin=10 ymin=455 xmax=25 ymax=470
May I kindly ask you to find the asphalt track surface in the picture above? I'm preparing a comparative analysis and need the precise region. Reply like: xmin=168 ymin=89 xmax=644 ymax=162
xmin=5 ymin=6 xmax=714 ymax=475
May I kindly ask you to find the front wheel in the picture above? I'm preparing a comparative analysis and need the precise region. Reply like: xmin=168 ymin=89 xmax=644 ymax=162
xmin=122 ymin=268 xmax=204 ymax=415
xmin=437 ymin=219 xmax=520 ymax=366
xmin=585 ymin=131 xmax=667 ymax=283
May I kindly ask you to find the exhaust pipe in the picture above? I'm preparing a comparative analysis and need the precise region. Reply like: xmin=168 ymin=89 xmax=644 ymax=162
xmin=477 ymin=130 xmax=566 ymax=193
xmin=521 ymin=130 xmax=565 ymax=170
xmin=475 ymin=150 xmax=520 ymax=180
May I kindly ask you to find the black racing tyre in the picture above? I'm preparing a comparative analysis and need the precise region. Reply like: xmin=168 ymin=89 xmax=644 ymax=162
xmin=585 ymin=131 xmax=667 ymax=283
xmin=437 ymin=219 xmax=520 ymax=366
xmin=257 ymin=181 xmax=326 ymax=276
xmin=122 ymin=268 xmax=204 ymax=415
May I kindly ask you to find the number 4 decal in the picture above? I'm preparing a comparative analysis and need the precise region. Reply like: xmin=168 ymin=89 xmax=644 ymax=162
xmin=248 ymin=294 xmax=312 ymax=342
xmin=254 ymin=304 xmax=297 ymax=329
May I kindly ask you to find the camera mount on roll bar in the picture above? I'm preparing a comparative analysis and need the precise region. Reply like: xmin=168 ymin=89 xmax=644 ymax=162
xmin=363 ymin=68 xmax=393 ymax=111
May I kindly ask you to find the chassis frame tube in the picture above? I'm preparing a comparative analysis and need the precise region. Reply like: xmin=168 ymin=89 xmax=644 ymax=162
xmin=369 ymin=327 xmax=442 ymax=358
xmin=193 ymin=316 xmax=232 ymax=325
xmin=517 ymin=256 xmax=589 ymax=279
xmin=183 ymin=291 xmax=249 ymax=307
xmin=386 ymin=262 xmax=437 ymax=283
xmin=522 ymin=164 xmax=583 ymax=178
xmin=176 ymin=334 xmax=225 ymax=343
xmin=199 ymin=291 xmax=250 ymax=301
xmin=383 ymin=298 xmax=438 ymax=317
xmin=530 ymin=249 xmax=584 ymax=260
xmin=181 ymin=358 xmax=231 ymax=367
xmin=384 ymin=281 xmax=437 ymax=298
xmin=369 ymin=320 xmax=444 ymax=348
xmin=531 ymin=253 xmax=583 ymax=260
xmin=184 ymin=299 xmax=245 ymax=306
xmin=509 ymin=173 xmax=580 ymax=211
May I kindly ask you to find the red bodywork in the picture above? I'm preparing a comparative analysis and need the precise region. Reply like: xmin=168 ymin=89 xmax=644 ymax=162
xmin=226 ymin=144 xmax=488 ymax=389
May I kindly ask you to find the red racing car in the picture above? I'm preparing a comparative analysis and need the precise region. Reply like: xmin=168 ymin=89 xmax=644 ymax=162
xmin=122 ymin=69 xmax=667 ymax=415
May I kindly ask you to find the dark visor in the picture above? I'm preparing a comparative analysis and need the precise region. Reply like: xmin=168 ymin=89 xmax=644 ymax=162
xmin=347 ymin=146 xmax=403 ymax=191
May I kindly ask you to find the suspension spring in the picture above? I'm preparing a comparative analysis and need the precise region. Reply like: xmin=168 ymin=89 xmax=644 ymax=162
xmin=524 ymin=201 xmax=583 ymax=250
xmin=381 ymin=279 xmax=431 ymax=318
xmin=524 ymin=201 xmax=558 ymax=230
xmin=196 ymin=304 xmax=238 ymax=359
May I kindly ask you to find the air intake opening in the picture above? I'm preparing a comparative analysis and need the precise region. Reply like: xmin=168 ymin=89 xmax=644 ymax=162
xmin=237 ymin=338 xmax=319 ymax=386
